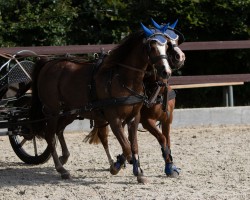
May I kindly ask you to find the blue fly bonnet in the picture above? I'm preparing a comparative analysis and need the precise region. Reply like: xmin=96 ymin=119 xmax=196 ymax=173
xmin=150 ymin=18 xmax=185 ymax=43
xmin=141 ymin=23 xmax=167 ymax=45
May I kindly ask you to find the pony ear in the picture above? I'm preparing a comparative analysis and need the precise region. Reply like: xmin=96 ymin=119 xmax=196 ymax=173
xmin=151 ymin=18 xmax=161 ymax=29
xmin=140 ymin=22 xmax=154 ymax=37
xmin=170 ymin=19 xmax=178 ymax=29
xmin=160 ymin=23 xmax=169 ymax=33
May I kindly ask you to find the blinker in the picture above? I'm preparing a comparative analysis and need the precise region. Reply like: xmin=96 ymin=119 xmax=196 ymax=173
xmin=149 ymin=33 xmax=167 ymax=45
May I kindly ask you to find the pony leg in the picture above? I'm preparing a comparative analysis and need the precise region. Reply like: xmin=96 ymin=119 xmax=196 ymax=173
xmin=84 ymin=125 xmax=115 ymax=169
xmin=128 ymin=114 xmax=148 ymax=184
xmin=141 ymin=118 xmax=167 ymax=151
xmin=57 ymin=129 xmax=70 ymax=165
xmin=161 ymin=105 xmax=180 ymax=177
xmin=161 ymin=119 xmax=172 ymax=163
xmin=141 ymin=118 xmax=170 ymax=162
xmin=162 ymin=120 xmax=180 ymax=177
xmin=108 ymin=120 xmax=131 ymax=176
xmin=141 ymin=116 xmax=179 ymax=176
xmin=56 ymin=116 xmax=75 ymax=165
xmin=45 ymin=117 xmax=71 ymax=179
xmin=97 ymin=125 xmax=115 ymax=166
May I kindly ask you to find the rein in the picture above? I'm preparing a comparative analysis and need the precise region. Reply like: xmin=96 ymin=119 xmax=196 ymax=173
xmin=116 ymin=62 xmax=162 ymax=78
xmin=116 ymin=63 xmax=146 ymax=74
xmin=0 ymin=53 xmax=14 ymax=59
xmin=115 ymin=62 xmax=169 ymax=108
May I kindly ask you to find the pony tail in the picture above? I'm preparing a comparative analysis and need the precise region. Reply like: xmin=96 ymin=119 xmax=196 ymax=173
xmin=30 ymin=57 xmax=49 ymax=136
xmin=83 ymin=127 xmax=101 ymax=144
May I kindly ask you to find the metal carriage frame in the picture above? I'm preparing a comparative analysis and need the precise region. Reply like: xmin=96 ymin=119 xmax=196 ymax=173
xmin=0 ymin=50 xmax=51 ymax=164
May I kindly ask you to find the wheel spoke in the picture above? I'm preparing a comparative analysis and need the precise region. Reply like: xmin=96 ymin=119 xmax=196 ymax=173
xmin=19 ymin=138 xmax=27 ymax=147
xmin=32 ymin=137 xmax=38 ymax=156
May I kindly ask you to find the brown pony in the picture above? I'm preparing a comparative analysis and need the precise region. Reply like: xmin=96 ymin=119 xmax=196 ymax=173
xmin=30 ymin=28 xmax=172 ymax=183
xmin=84 ymin=26 xmax=185 ymax=177
xmin=140 ymin=28 xmax=185 ymax=177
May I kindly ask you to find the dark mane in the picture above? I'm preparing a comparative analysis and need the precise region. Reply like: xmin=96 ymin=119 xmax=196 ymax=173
xmin=102 ymin=30 xmax=145 ymax=69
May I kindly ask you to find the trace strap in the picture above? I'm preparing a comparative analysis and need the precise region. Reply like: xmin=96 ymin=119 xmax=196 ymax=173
xmin=0 ymin=95 xmax=147 ymax=128
xmin=84 ymin=95 xmax=147 ymax=111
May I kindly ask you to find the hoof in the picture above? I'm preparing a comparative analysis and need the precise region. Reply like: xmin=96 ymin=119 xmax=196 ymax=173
xmin=167 ymin=170 xmax=179 ymax=178
xmin=137 ymin=175 xmax=148 ymax=184
xmin=165 ymin=163 xmax=181 ymax=178
xmin=110 ymin=164 xmax=120 ymax=175
xmin=61 ymin=172 xmax=71 ymax=179
xmin=109 ymin=158 xmax=125 ymax=175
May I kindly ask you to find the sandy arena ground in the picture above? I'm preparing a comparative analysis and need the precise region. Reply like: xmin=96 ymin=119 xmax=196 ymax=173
xmin=0 ymin=125 xmax=250 ymax=200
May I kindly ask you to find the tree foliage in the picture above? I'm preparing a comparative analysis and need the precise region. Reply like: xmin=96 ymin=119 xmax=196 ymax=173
xmin=1 ymin=0 xmax=249 ymax=45
xmin=0 ymin=0 xmax=78 ymax=46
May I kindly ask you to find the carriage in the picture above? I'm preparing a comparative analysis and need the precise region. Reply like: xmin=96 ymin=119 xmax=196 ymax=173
xmin=0 ymin=50 xmax=51 ymax=164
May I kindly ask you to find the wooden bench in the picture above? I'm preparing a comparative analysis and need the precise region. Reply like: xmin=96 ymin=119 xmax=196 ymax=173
xmin=171 ymin=82 xmax=244 ymax=107
xmin=171 ymin=82 xmax=243 ymax=89
xmin=168 ymin=74 xmax=250 ymax=106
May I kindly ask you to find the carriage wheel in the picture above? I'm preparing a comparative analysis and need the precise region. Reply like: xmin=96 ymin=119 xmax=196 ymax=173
xmin=7 ymin=91 xmax=51 ymax=165
xmin=9 ymin=134 xmax=51 ymax=165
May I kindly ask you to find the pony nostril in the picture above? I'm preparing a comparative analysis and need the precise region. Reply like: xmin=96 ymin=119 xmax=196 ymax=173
xmin=161 ymin=71 xmax=171 ymax=79
xmin=162 ymin=71 xmax=167 ymax=78
xmin=175 ymin=54 xmax=181 ymax=60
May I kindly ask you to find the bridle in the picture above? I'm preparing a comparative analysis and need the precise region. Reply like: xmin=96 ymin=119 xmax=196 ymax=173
xmin=115 ymin=32 xmax=171 ymax=80
xmin=146 ymin=36 xmax=171 ymax=80
xmin=166 ymin=38 xmax=185 ymax=71
xmin=146 ymin=33 xmax=169 ymax=65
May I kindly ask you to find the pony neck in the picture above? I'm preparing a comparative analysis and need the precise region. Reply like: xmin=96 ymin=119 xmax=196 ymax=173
xmin=118 ymin=44 xmax=148 ymax=83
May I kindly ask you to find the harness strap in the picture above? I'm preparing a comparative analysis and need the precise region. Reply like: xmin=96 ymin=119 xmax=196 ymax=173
xmin=0 ymin=53 xmax=13 ymax=59
xmin=1 ymin=95 xmax=147 ymax=129
xmin=89 ymin=52 xmax=108 ymax=101
xmin=84 ymin=95 xmax=146 ymax=111
xmin=116 ymin=63 xmax=146 ymax=74
xmin=162 ymin=86 xmax=168 ymax=112
xmin=150 ymin=54 xmax=168 ymax=64
xmin=117 ymin=63 xmax=162 ymax=79
xmin=146 ymin=85 xmax=161 ymax=108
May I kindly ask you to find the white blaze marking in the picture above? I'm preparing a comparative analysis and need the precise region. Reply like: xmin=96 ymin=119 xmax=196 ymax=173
xmin=157 ymin=43 xmax=172 ymax=75
xmin=171 ymin=40 xmax=185 ymax=62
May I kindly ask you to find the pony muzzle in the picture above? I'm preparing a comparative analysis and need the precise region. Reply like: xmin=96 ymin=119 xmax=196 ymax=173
xmin=157 ymin=65 xmax=171 ymax=79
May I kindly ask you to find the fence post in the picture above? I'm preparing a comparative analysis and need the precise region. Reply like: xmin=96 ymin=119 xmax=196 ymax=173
xmin=223 ymin=86 xmax=234 ymax=107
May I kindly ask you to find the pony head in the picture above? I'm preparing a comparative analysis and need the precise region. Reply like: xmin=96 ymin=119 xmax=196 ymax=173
xmin=150 ymin=18 xmax=185 ymax=69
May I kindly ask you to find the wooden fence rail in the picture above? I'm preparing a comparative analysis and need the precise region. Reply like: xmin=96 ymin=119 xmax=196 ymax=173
xmin=1 ymin=40 xmax=250 ymax=107
xmin=1 ymin=40 xmax=250 ymax=55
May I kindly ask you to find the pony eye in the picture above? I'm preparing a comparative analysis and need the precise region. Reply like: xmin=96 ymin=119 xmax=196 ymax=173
xmin=167 ymin=42 xmax=173 ymax=50
xmin=149 ymin=42 xmax=157 ymax=51
xmin=150 ymin=40 xmax=157 ymax=46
